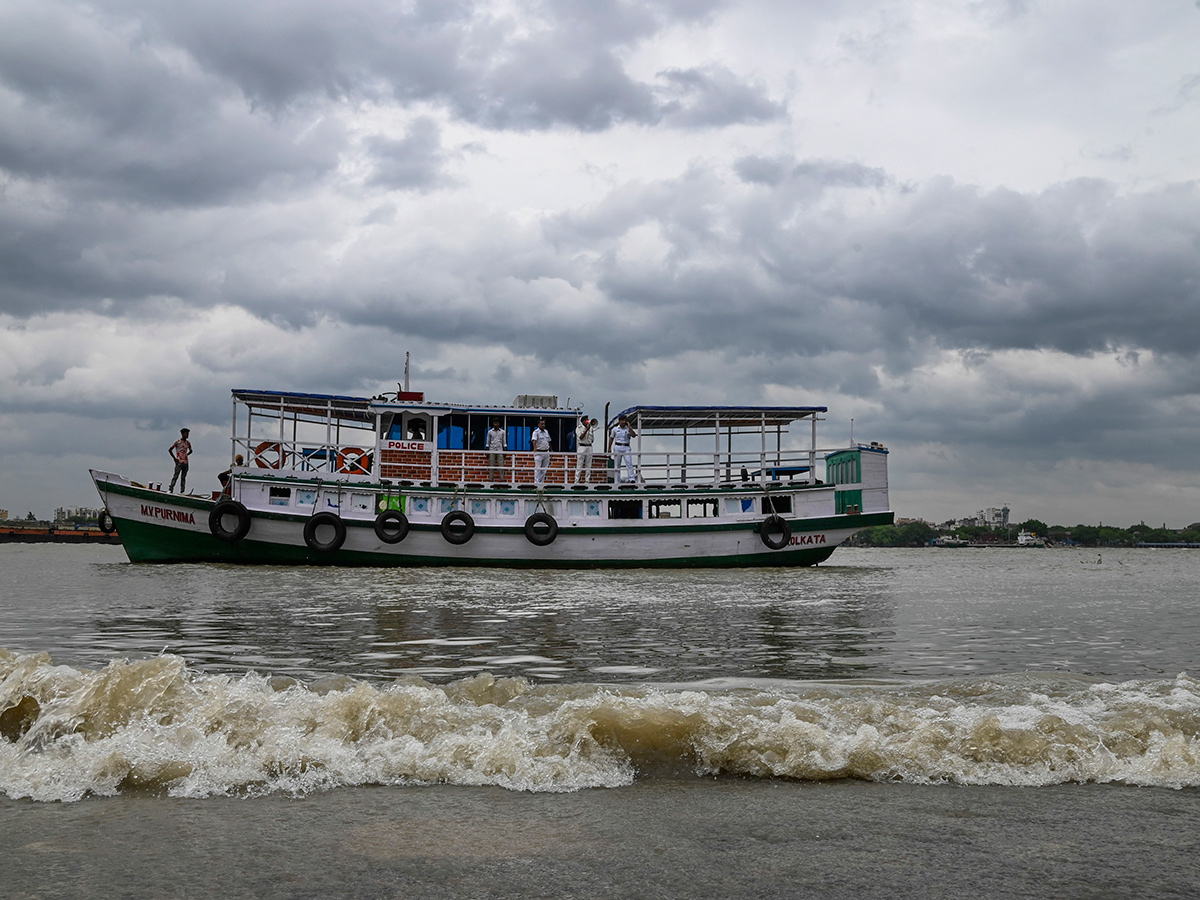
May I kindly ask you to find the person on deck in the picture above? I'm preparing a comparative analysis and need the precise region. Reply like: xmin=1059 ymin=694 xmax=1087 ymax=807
xmin=574 ymin=415 xmax=596 ymax=483
xmin=530 ymin=418 xmax=552 ymax=485
xmin=218 ymin=454 xmax=244 ymax=498
xmin=608 ymin=415 xmax=637 ymax=483
xmin=486 ymin=418 xmax=507 ymax=482
xmin=168 ymin=428 xmax=192 ymax=493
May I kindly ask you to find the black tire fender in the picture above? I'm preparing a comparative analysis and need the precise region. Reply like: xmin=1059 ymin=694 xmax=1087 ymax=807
xmin=524 ymin=512 xmax=558 ymax=546
xmin=440 ymin=510 xmax=475 ymax=545
xmin=760 ymin=514 xmax=791 ymax=550
xmin=374 ymin=509 xmax=409 ymax=544
xmin=98 ymin=509 xmax=117 ymax=534
xmin=209 ymin=499 xmax=252 ymax=544
xmin=304 ymin=511 xmax=347 ymax=553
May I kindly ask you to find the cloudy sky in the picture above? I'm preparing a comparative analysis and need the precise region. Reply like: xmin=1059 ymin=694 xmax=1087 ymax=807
xmin=2 ymin=0 xmax=1199 ymax=526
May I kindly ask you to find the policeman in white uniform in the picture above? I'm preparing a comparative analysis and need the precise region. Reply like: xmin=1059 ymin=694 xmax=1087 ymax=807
xmin=530 ymin=418 xmax=552 ymax=485
xmin=574 ymin=415 xmax=596 ymax=483
xmin=608 ymin=414 xmax=637 ymax=483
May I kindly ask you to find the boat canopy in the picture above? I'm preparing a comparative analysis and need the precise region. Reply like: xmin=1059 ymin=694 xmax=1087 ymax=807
xmin=232 ymin=389 xmax=374 ymax=423
xmin=612 ymin=406 xmax=827 ymax=432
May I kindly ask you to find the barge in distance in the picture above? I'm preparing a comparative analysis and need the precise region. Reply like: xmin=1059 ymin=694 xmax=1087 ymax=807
xmin=91 ymin=386 xmax=893 ymax=567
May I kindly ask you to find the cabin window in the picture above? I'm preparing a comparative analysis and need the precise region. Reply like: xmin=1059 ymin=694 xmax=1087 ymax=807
xmin=525 ymin=500 xmax=558 ymax=516
xmin=297 ymin=490 xmax=316 ymax=507
xmin=439 ymin=497 xmax=464 ymax=513
xmin=608 ymin=499 xmax=643 ymax=520
xmin=470 ymin=500 xmax=489 ymax=517
xmin=687 ymin=498 xmax=719 ymax=518
xmin=410 ymin=496 xmax=431 ymax=515
xmin=724 ymin=497 xmax=755 ymax=515
xmin=569 ymin=500 xmax=602 ymax=518
xmin=437 ymin=414 xmax=469 ymax=450
xmin=498 ymin=500 xmax=518 ymax=516
xmin=649 ymin=499 xmax=682 ymax=519
xmin=763 ymin=495 xmax=793 ymax=515
xmin=269 ymin=487 xmax=292 ymax=506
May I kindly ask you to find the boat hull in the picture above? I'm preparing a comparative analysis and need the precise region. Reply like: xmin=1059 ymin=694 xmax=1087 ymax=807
xmin=92 ymin=472 xmax=892 ymax=569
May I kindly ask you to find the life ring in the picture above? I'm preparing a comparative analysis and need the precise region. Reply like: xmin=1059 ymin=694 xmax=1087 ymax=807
xmin=336 ymin=447 xmax=372 ymax=476
xmin=374 ymin=510 xmax=409 ymax=544
xmin=253 ymin=441 xmax=288 ymax=469
xmin=440 ymin=510 xmax=475 ymax=545
xmin=98 ymin=510 xmax=117 ymax=534
xmin=304 ymin=511 xmax=346 ymax=553
xmin=760 ymin=514 xmax=791 ymax=550
xmin=524 ymin=512 xmax=558 ymax=546
xmin=209 ymin=499 xmax=252 ymax=543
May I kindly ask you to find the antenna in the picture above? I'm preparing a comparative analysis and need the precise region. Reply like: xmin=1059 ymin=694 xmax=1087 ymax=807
xmin=404 ymin=351 xmax=410 ymax=392
xmin=850 ymin=417 xmax=854 ymax=446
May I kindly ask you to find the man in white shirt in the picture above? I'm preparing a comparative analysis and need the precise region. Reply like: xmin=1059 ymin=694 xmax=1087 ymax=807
xmin=608 ymin=415 xmax=637 ymax=483
xmin=574 ymin=415 xmax=596 ymax=483
xmin=485 ymin=418 xmax=506 ymax=482
xmin=530 ymin=418 xmax=552 ymax=485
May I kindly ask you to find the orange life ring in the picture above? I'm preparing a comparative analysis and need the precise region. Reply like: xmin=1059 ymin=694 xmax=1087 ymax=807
xmin=336 ymin=447 xmax=372 ymax=475
xmin=254 ymin=441 xmax=288 ymax=469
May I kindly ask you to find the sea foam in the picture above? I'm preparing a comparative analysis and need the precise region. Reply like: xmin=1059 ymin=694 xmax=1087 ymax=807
xmin=2 ymin=649 xmax=1198 ymax=801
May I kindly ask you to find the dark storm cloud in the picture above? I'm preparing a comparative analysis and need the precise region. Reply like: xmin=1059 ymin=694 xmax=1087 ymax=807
xmin=0 ymin=3 xmax=343 ymax=206
xmin=76 ymin=0 xmax=767 ymax=134
xmin=542 ymin=161 xmax=1200 ymax=370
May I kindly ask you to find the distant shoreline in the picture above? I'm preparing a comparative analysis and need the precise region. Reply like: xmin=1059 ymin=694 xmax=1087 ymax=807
xmin=0 ymin=527 xmax=121 ymax=545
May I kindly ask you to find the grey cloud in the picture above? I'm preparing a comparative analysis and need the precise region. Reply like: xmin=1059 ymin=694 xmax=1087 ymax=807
xmin=366 ymin=118 xmax=453 ymax=191
xmin=657 ymin=66 xmax=786 ymax=128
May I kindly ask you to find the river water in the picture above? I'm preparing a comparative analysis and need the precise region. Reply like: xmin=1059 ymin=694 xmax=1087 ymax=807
xmin=2 ymin=545 xmax=1198 ymax=898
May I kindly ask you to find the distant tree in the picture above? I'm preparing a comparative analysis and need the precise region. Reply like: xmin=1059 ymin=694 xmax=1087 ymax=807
xmin=1017 ymin=519 xmax=1048 ymax=535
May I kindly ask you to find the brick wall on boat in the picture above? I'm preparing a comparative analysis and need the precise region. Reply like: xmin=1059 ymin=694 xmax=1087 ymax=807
xmin=379 ymin=450 xmax=606 ymax=484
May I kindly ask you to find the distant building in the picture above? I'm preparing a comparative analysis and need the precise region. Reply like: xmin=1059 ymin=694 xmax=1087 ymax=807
xmin=54 ymin=507 xmax=104 ymax=522
xmin=0 ymin=508 xmax=8 ymax=521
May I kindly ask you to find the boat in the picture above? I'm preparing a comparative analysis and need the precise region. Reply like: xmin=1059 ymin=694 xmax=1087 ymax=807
xmin=1016 ymin=530 xmax=1045 ymax=547
xmin=90 ymin=385 xmax=893 ymax=568
xmin=931 ymin=535 xmax=971 ymax=548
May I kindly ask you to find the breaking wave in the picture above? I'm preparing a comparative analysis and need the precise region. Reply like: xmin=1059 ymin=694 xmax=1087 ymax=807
xmin=2 ymin=648 xmax=1198 ymax=801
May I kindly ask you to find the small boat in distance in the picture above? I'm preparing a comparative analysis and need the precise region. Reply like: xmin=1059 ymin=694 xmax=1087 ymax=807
xmin=1017 ymin=530 xmax=1046 ymax=547
xmin=91 ymin=385 xmax=893 ymax=568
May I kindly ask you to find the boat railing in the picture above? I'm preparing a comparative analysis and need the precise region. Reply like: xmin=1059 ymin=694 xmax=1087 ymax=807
xmin=232 ymin=439 xmax=839 ymax=489
xmin=234 ymin=439 xmax=376 ymax=479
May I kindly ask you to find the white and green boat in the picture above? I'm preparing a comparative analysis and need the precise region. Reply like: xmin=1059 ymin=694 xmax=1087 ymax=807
xmin=91 ymin=387 xmax=892 ymax=567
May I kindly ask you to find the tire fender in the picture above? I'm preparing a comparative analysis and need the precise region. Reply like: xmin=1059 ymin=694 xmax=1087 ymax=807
xmin=524 ymin=512 xmax=558 ymax=546
xmin=374 ymin=509 xmax=409 ymax=544
xmin=760 ymin=514 xmax=791 ymax=550
xmin=304 ymin=511 xmax=347 ymax=553
xmin=210 ymin=499 xmax=252 ymax=544
xmin=440 ymin=510 xmax=475 ymax=545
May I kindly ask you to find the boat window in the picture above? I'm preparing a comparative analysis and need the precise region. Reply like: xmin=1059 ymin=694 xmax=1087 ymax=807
xmin=498 ymin=499 xmax=518 ymax=516
xmin=569 ymin=500 xmax=602 ymax=517
xmin=724 ymin=497 xmax=755 ymax=515
xmin=763 ymin=495 xmax=793 ymax=514
xmin=525 ymin=500 xmax=558 ymax=516
xmin=687 ymin=498 xmax=718 ymax=518
xmin=437 ymin=414 xmax=468 ymax=449
xmin=608 ymin=499 xmax=643 ymax=520
xmin=409 ymin=497 xmax=431 ymax=515
xmin=470 ymin=499 xmax=488 ymax=517
xmin=269 ymin=486 xmax=291 ymax=507
xmin=649 ymin=499 xmax=682 ymax=519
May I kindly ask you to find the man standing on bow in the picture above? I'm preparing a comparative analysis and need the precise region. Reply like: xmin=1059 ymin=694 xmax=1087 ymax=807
xmin=530 ymin=417 xmax=552 ymax=485
xmin=168 ymin=428 xmax=193 ymax=493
